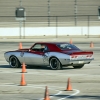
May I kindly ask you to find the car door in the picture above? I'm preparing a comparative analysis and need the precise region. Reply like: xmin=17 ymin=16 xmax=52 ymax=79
xmin=29 ymin=50 xmax=44 ymax=65
xmin=23 ymin=44 xmax=44 ymax=65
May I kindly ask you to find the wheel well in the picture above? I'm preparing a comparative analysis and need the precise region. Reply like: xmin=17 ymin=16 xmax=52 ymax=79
xmin=9 ymin=55 xmax=20 ymax=64
xmin=9 ymin=55 xmax=16 ymax=60
xmin=49 ymin=56 xmax=62 ymax=65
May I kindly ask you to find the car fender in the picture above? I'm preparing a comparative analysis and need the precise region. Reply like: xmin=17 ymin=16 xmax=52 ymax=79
xmin=4 ymin=51 xmax=23 ymax=63
xmin=48 ymin=52 xmax=70 ymax=65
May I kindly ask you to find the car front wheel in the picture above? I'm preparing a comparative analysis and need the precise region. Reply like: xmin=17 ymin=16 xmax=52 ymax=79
xmin=73 ymin=64 xmax=84 ymax=69
xmin=9 ymin=56 xmax=21 ymax=68
xmin=49 ymin=57 xmax=62 ymax=70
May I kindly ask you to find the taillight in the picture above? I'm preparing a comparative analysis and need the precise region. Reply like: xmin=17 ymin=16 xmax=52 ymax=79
xmin=86 ymin=55 xmax=89 ymax=58
xmin=71 ymin=55 xmax=78 ymax=59
xmin=86 ymin=55 xmax=92 ymax=58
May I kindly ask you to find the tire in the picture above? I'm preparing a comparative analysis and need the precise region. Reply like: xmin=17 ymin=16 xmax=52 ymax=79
xmin=9 ymin=56 xmax=21 ymax=68
xmin=49 ymin=57 xmax=62 ymax=70
xmin=73 ymin=64 xmax=84 ymax=69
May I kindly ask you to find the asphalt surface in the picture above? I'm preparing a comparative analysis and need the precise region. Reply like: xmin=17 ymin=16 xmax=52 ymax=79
xmin=0 ymin=40 xmax=100 ymax=100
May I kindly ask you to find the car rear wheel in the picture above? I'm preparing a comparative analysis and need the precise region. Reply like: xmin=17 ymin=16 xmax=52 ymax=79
xmin=49 ymin=57 xmax=62 ymax=70
xmin=73 ymin=64 xmax=84 ymax=69
xmin=9 ymin=56 xmax=21 ymax=68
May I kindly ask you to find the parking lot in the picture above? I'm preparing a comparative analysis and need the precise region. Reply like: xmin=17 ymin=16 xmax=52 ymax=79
xmin=0 ymin=38 xmax=100 ymax=100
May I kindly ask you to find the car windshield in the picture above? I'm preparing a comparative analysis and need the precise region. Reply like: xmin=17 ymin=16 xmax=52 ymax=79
xmin=56 ymin=43 xmax=79 ymax=50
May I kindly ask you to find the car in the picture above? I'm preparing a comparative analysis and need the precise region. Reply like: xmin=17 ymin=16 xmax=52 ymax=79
xmin=4 ymin=42 xmax=94 ymax=70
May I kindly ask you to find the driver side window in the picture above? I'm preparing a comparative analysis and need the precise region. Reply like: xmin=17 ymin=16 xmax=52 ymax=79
xmin=31 ymin=44 xmax=42 ymax=51
xmin=31 ymin=44 xmax=48 ymax=52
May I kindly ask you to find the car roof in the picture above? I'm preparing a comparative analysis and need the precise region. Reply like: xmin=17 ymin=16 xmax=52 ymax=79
xmin=35 ymin=42 xmax=69 ymax=45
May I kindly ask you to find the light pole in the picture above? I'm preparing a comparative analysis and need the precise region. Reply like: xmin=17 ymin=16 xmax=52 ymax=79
xmin=48 ymin=0 xmax=50 ymax=26
xmin=88 ymin=16 xmax=89 ymax=38
xmin=74 ymin=0 xmax=77 ymax=26
xmin=19 ymin=0 xmax=22 ymax=39
xmin=16 ymin=0 xmax=26 ymax=39
xmin=98 ymin=6 xmax=100 ymax=19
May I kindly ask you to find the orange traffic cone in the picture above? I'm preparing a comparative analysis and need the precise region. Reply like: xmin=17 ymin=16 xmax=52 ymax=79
xmin=19 ymin=42 xmax=22 ymax=49
xmin=69 ymin=39 xmax=73 ymax=44
xmin=20 ymin=73 xmax=26 ymax=86
xmin=90 ymin=41 xmax=94 ymax=48
xmin=66 ymin=78 xmax=72 ymax=91
xmin=21 ymin=62 xmax=27 ymax=73
xmin=44 ymin=86 xmax=50 ymax=100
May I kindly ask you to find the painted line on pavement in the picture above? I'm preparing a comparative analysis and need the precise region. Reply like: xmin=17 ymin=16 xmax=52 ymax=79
xmin=58 ymin=89 xmax=80 ymax=100
xmin=0 ymin=84 xmax=80 ymax=100
xmin=0 ymin=83 xmax=62 ymax=100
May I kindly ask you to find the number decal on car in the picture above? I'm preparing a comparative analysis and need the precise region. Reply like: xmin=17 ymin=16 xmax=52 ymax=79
xmin=20 ymin=52 xmax=24 ymax=57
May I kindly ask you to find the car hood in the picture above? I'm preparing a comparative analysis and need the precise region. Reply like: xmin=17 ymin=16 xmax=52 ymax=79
xmin=16 ymin=48 xmax=29 ymax=52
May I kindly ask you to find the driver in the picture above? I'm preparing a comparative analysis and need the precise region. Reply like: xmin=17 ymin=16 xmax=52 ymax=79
xmin=41 ymin=44 xmax=45 ymax=51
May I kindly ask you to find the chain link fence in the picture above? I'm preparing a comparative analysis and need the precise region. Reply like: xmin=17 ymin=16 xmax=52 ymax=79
xmin=0 ymin=15 xmax=100 ymax=38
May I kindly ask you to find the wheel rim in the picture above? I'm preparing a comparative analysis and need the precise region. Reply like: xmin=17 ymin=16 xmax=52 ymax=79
xmin=50 ymin=58 xmax=59 ymax=69
xmin=10 ymin=57 xmax=17 ymax=68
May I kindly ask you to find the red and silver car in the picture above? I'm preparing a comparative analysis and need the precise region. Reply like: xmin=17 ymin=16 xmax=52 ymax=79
xmin=4 ymin=42 xmax=94 ymax=70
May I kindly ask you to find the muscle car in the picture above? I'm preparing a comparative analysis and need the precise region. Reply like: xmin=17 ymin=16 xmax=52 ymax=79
xmin=4 ymin=42 xmax=94 ymax=70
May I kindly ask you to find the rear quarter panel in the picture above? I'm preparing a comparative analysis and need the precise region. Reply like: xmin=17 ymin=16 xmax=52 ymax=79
xmin=48 ymin=52 xmax=70 ymax=65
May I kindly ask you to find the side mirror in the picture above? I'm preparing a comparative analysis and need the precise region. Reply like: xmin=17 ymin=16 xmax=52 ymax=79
xmin=29 ymin=49 xmax=31 ymax=52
